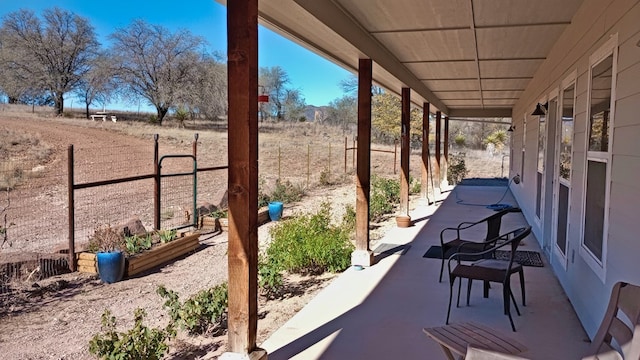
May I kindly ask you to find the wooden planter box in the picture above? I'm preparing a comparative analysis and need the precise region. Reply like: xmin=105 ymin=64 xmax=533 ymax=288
xmin=76 ymin=232 xmax=201 ymax=277
xmin=198 ymin=207 xmax=271 ymax=232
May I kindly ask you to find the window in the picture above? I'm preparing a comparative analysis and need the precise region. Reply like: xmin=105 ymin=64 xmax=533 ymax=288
xmin=560 ymin=84 xmax=574 ymax=181
xmin=581 ymin=34 xmax=617 ymax=281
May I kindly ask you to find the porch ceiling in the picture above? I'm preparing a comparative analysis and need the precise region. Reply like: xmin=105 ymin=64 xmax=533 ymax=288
xmin=216 ymin=0 xmax=585 ymax=117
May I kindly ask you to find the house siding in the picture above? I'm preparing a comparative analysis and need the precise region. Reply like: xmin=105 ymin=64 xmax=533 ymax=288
xmin=510 ymin=0 xmax=640 ymax=338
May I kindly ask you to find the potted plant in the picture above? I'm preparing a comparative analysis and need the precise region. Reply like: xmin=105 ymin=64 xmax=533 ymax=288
xmin=88 ymin=224 xmax=126 ymax=284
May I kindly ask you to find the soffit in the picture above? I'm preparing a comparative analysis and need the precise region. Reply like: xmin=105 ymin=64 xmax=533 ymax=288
xmin=217 ymin=0 xmax=586 ymax=117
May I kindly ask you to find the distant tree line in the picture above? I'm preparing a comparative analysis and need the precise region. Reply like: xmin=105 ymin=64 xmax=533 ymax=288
xmin=0 ymin=7 xmax=304 ymax=125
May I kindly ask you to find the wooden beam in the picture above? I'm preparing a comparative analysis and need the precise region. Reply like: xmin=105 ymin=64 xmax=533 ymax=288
xmin=421 ymin=103 xmax=430 ymax=204
xmin=352 ymin=58 xmax=374 ymax=267
xmin=226 ymin=0 xmax=260 ymax=355
xmin=448 ymin=108 xmax=513 ymax=118
xmin=435 ymin=111 xmax=442 ymax=192
xmin=399 ymin=87 xmax=411 ymax=218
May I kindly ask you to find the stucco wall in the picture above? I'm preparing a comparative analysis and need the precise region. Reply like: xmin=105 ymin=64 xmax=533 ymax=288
xmin=509 ymin=0 xmax=640 ymax=338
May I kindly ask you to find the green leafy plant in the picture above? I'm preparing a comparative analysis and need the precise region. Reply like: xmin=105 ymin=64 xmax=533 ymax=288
xmin=158 ymin=229 xmax=177 ymax=244
xmin=157 ymin=283 xmax=228 ymax=335
xmin=258 ymin=175 xmax=270 ymax=208
xmin=319 ymin=167 xmax=331 ymax=186
xmin=341 ymin=204 xmax=356 ymax=232
xmin=409 ymin=175 xmax=421 ymax=195
xmin=258 ymin=256 xmax=283 ymax=297
xmin=267 ymin=202 xmax=353 ymax=275
xmin=370 ymin=174 xmax=400 ymax=222
xmin=88 ymin=308 xmax=175 ymax=360
xmin=124 ymin=234 xmax=153 ymax=255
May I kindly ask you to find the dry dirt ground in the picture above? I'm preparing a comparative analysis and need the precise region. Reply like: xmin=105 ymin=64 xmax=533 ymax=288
xmin=0 ymin=112 xmax=397 ymax=359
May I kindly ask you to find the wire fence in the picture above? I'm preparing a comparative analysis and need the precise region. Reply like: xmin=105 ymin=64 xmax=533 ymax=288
xmin=0 ymin=129 xmax=506 ymax=291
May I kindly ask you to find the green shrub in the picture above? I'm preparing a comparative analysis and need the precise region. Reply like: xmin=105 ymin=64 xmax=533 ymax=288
xmin=258 ymin=175 xmax=270 ymax=208
xmin=454 ymin=133 xmax=466 ymax=147
xmin=88 ymin=308 xmax=175 ymax=360
xmin=258 ymin=256 xmax=283 ymax=297
xmin=319 ymin=167 xmax=331 ymax=186
xmin=270 ymin=179 xmax=305 ymax=203
xmin=370 ymin=174 xmax=399 ymax=222
xmin=341 ymin=204 xmax=356 ymax=232
xmin=157 ymin=283 xmax=228 ymax=335
xmin=447 ymin=153 xmax=468 ymax=185
xmin=267 ymin=202 xmax=353 ymax=275
xmin=409 ymin=175 xmax=421 ymax=195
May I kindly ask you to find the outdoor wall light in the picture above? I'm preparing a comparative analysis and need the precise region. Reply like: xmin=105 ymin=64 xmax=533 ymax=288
xmin=531 ymin=102 xmax=547 ymax=116
xmin=507 ymin=125 xmax=515 ymax=132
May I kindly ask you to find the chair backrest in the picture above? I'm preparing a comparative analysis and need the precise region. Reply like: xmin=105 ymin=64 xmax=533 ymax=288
xmin=452 ymin=226 xmax=531 ymax=268
xmin=587 ymin=282 xmax=640 ymax=359
xmin=484 ymin=207 xmax=522 ymax=241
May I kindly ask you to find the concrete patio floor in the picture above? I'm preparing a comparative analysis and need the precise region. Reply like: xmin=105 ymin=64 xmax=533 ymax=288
xmin=260 ymin=185 xmax=591 ymax=359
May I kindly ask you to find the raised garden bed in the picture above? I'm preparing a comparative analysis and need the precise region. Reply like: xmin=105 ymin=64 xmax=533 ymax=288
xmin=198 ymin=207 xmax=271 ymax=232
xmin=76 ymin=232 xmax=200 ymax=277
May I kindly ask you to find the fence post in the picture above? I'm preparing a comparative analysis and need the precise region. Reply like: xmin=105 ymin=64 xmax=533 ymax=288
xmin=154 ymin=134 xmax=160 ymax=231
xmin=193 ymin=133 xmax=199 ymax=158
xmin=67 ymin=145 xmax=76 ymax=272
xmin=278 ymin=144 xmax=281 ymax=180
xmin=307 ymin=144 xmax=310 ymax=188
xmin=394 ymin=140 xmax=398 ymax=175
xmin=193 ymin=133 xmax=199 ymax=228
xmin=328 ymin=143 xmax=332 ymax=176
xmin=352 ymin=136 xmax=356 ymax=170
xmin=344 ymin=137 xmax=347 ymax=174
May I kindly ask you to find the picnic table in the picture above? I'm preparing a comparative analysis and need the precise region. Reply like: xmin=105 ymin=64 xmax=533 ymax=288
xmin=90 ymin=111 xmax=117 ymax=122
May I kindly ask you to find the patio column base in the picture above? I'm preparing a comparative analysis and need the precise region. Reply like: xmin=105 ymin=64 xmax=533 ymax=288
xmin=220 ymin=348 xmax=267 ymax=360
xmin=351 ymin=249 xmax=374 ymax=267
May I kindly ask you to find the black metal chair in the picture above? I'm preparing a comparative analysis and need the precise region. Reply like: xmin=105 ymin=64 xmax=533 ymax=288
xmin=446 ymin=226 xmax=532 ymax=332
xmin=438 ymin=207 xmax=522 ymax=282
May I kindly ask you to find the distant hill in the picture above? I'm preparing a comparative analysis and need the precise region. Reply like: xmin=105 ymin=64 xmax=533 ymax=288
xmin=304 ymin=105 xmax=331 ymax=122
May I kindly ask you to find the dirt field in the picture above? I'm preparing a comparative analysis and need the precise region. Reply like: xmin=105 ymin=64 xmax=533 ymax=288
xmin=0 ymin=110 xmax=394 ymax=359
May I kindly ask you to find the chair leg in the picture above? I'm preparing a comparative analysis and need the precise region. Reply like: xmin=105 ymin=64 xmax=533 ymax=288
xmin=439 ymin=257 xmax=444 ymax=283
xmin=519 ymin=269 xmax=526 ymax=306
xmin=456 ymin=277 xmax=462 ymax=307
xmin=466 ymin=279 xmax=472 ymax=306
xmin=483 ymin=280 xmax=490 ymax=298
xmin=509 ymin=289 xmax=521 ymax=316
xmin=504 ymin=285 xmax=516 ymax=332
xmin=446 ymin=277 xmax=455 ymax=325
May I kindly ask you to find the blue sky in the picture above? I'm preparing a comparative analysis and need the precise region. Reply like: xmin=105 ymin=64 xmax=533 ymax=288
xmin=0 ymin=0 xmax=352 ymax=108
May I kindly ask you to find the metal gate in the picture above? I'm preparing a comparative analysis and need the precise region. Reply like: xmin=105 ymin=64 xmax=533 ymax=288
xmin=158 ymin=154 xmax=197 ymax=231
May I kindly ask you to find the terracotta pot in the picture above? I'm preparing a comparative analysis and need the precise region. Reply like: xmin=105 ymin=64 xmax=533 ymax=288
xmin=396 ymin=215 xmax=412 ymax=228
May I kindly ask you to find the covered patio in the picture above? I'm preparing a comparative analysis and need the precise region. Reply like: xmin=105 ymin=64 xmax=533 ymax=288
xmin=260 ymin=186 xmax=590 ymax=359
xmin=217 ymin=0 xmax=640 ymax=358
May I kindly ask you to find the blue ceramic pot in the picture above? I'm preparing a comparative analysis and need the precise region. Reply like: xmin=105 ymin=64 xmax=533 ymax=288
xmin=96 ymin=251 xmax=125 ymax=283
xmin=268 ymin=201 xmax=284 ymax=221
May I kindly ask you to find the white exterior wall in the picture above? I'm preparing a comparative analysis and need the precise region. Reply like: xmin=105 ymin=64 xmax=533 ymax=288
xmin=510 ymin=0 xmax=640 ymax=338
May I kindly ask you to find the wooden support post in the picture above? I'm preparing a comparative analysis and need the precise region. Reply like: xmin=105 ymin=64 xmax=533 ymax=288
xmin=420 ymin=103 xmax=431 ymax=205
xmin=396 ymin=87 xmax=411 ymax=228
xmin=67 ymin=145 xmax=76 ymax=272
xmin=352 ymin=58 xmax=373 ymax=267
xmin=443 ymin=116 xmax=450 ymax=188
xmin=225 ymin=0 xmax=265 ymax=358
xmin=153 ymin=134 xmax=160 ymax=231
xmin=435 ymin=111 xmax=442 ymax=195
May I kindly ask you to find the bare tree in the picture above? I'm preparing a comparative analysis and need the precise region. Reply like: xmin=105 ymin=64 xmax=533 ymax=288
xmin=0 ymin=8 xmax=99 ymax=115
xmin=75 ymin=54 xmax=118 ymax=118
xmin=109 ymin=20 xmax=205 ymax=125
xmin=184 ymin=53 xmax=227 ymax=120
xmin=259 ymin=66 xmax=290 ymax=121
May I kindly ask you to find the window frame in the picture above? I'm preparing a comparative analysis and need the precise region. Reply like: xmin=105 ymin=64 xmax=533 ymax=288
xmin=579 ymin=34 xmax=618 ymax=282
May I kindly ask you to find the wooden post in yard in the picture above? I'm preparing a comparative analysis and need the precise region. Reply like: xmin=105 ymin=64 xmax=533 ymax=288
xmin=351 ymin=58 xmax=374 ymax=267
xmin=224 ymin=0 xmax=265 ymax=358
xmin=67 ymin=145 xmax=76 ymax=272
xmin=396 ymin=87 xmax=411 ymax=227
xmin=435 ymin=111 xmax=442 ymax=195
xmin=420 ymin=103 xmax=431 ymax=205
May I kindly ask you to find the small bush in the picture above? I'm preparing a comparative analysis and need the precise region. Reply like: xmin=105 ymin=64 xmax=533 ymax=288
xmin=88 ymin=308 xmax=175 ymax=360
xmin=158 ymin=229 xmax=177 ymax=244
xmin=157 ymin=283 xmax=228 ymax=335
xmin=267 ymin=202 xmax=353 ymax=275
xmin=319 ymin=167 xmax=331 ymax=186
xmin=454 ymin=133 xmax=466 ymax=147
xmin=258 ymin=175 xmax=270 ymax=208
xmin=341 ymin=204 xmax=356 ymax=233
xmin=258 ymin=256 xmax=283 ymax=297
xmin=409 ymin=175 xmax=421 ymax=195
xmin=270 ymin=179 xmax=305 ymax=203
xmin=447 ymin=153 xmax=468 ymax=185
xmin=370 ymin=175 xmax=400 ymax=222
